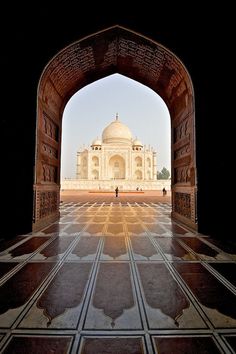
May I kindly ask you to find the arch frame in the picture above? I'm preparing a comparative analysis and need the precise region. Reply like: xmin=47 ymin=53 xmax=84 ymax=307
xmin=33 ymin=25 xmax=197 ymax=231
xmin=108 ymin=154 xmax=126 ymax=180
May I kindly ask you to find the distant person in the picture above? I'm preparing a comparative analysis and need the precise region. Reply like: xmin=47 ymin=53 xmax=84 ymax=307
xmin=115 ymin=186 xmax=119 ymax=197
xmin=136 ymin=187 xmax=139 ymax=191
xmin=162 ymin=187 xmax=167 ymax=196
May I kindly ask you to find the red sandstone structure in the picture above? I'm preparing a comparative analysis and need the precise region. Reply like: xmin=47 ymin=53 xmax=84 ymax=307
xmin=34 ymin=26 xmax=196 ymax=232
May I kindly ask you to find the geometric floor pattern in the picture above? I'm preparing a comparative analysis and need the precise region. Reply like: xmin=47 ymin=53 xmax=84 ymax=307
xmin=0 ymin=196 xmax=236 ymax=353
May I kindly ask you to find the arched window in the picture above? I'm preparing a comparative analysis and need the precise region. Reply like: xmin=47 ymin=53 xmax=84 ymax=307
xmin=135 ymin=170 xmax=142 ymax=180
xmin=135 ymin=156 xmax=142 ymax=167
xmin=92 ymin=156 xmax=99 ymax=167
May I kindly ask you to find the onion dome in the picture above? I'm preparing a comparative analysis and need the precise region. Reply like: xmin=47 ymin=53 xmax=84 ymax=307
xmin=91 ymin=138 xmax=102 ymax=146
xmin=132 ymin=138 xmax=143 ymax=147
xmin=102 ymin=113 xmax=132 ymax=145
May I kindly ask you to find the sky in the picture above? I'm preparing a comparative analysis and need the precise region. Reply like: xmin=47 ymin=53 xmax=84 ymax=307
xmin=61 ymin=74 xmax=170 ymax=180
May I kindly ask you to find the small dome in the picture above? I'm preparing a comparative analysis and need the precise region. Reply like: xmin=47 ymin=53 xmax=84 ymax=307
xmin=91 ymin=138 xmax=102 ymax=146
xmin=133 ymin=139 xmax=143 ymax=147
xmin=102 ymin=114 xmax=132 ymax=144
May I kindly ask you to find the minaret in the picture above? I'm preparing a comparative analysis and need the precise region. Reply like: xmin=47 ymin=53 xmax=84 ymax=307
xmin=116 ymin=113 xmax=119 ymax=121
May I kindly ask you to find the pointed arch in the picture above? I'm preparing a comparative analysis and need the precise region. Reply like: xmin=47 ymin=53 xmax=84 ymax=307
xmin=34 ymin=25 xmax=196 ymax=231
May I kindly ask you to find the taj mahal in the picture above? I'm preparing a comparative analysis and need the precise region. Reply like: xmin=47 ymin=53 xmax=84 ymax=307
xmin=62 ymin=114 xmax=170 ymax=191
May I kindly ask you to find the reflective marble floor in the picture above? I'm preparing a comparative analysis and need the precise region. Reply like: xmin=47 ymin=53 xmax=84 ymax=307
xmin=0 ymin=195 xmax=236 ymax=353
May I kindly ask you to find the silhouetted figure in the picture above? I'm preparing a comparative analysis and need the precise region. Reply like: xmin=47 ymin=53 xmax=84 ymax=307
xmin=162 ymin=187 xmax=167 ymax=196
xmin=115 ymin=187 xmax=119 ymax=197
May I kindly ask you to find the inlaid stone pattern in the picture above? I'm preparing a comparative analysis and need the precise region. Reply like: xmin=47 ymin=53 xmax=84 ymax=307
xmin=2 ymin=336 xmax=73 ymax=354
xmin=2 ymin=194 xmax=235 ymax=353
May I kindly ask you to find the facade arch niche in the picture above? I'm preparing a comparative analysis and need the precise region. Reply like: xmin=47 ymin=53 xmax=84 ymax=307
xmin=147 ymin=157 xmax=151 ymax=168
xmin=92 ymin=156 xmax=99 ymax=167
xmin=92 ymin=169 xmax=99 ymax=179
xmin=135 ymin=170 xmax=142 ymax=180
xmin=34 ymin=25 xmax=197 ymax=231
xmin=135 ymin=156 xmax=142 ymax=167
xmin=108 ymin=155 xmax=125 ymax=179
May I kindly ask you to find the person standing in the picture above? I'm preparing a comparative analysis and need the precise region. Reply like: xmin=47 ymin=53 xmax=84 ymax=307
xmin=115 ymin=186 xmax=119 ymax=197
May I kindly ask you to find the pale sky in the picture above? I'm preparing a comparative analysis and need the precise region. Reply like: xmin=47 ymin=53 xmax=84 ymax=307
xmin=61 ymin=74 xmax=171 ymax=180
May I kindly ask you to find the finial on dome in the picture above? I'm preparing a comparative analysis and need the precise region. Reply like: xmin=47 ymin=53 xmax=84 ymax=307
xmin=116 ymin=113 xmax=119 ymax=121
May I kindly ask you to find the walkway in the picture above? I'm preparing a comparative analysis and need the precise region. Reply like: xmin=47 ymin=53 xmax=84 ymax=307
xmin=0 ymin=192 xmax=236 ymax=353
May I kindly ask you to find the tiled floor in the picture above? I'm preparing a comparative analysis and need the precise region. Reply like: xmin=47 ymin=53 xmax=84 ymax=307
xmin=0 ymin=196 xmax=236 ymax=353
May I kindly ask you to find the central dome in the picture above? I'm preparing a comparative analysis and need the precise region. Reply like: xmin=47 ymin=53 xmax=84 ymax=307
xmin=102 ymin=115 xmax=132 ymax=144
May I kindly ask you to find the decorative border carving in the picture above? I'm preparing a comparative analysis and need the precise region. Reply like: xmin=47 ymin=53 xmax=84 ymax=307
xmin=42 ymin=143 xmax=58 ymax=159
xmin=174 ymin=192 xmax=191 ymax=219
xmin=42 ymin=112 xmax=59 ymax=142
xmin=34 ymin=190 xmax=59 ymax=222
xmin=42 ymin=164 xmax=57 ymax=183
xmin=174 ymin=166 xmax=191 ymax=184
xmin=174 ymin=144 xmax=190 ymax=160
xmin=174 ymin=118 xmax=190 ymax=143
xmin=39 ymin=191 xmax=58 ymax=219
xmin=42 ymin=80 xmax=62 ymax=115
xmin=47 ymin=45 xmax=95 ymax=97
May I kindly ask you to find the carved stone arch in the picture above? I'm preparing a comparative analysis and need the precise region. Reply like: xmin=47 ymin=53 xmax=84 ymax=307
xmin=33 ymin=25 xmax=196 ymax=231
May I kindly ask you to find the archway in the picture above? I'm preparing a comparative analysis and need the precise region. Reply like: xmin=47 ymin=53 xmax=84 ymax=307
xmin=34 ymin=25 xmax=196 ymax=231
xmin=109 ymin=155 xmax=125 ymax=179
